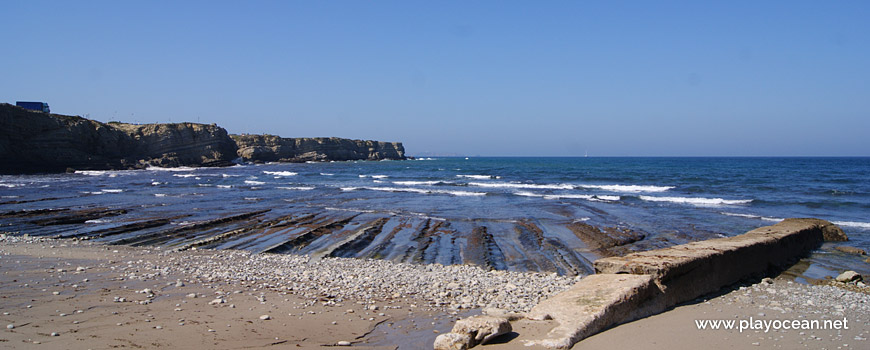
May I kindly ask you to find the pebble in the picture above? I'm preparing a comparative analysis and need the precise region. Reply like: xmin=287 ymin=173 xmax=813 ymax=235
xmin=103 ymin=249 xmax=576 ymax=313
xmin=337 ymin=341 xmax=351 ymax=346
xmin=51 ymin=332 xmax=59 ymax=336
xmin=186 ymin=293 xmax=197 ymax=298
xmin=7 ymin=324 xmax=14 ymax=329
xmin=259 ymin=314 xmax=271 ymax=320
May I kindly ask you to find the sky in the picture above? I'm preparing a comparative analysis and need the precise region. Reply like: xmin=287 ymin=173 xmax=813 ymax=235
xmin=2 ymin=1 xmax=869 ymax=156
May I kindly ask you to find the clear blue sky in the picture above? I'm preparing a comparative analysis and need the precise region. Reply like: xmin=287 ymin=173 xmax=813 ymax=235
xmin=3 ymin=1 xmax=868 ymax=156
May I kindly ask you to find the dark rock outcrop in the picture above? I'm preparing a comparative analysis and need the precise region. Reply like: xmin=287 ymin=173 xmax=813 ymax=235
xmin=232 ymin=134 xmax=405 ymax=162
xmin=0 ymin=103 xmax=237 ymax=174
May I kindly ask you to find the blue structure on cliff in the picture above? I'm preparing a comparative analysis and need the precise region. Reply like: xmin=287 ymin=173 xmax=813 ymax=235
xmin=16 ymin=101 xmax=50 ymax=113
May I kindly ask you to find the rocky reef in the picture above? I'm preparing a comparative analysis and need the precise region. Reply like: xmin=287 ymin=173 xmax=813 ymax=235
xmin=0 ymin=103 xmax=236 ymax=174
xmin=232 ymin=134 xmax=405 ymax=163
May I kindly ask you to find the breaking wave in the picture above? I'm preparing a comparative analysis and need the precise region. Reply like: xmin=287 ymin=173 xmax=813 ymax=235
xmin=263 ymin=171 xmax=298 ymax=177
xmin=833 ymin=221 xmax=870 ymax=229
xmin=277 ymin=186 xmax=315 ymax=191
xmin=468 ymin=182 xmax=574 ymax=190
xmin=720 ymin=212 xmax=783 ymax=222
xmin=456 ymin=174 xmax=500 ymax=179
xmin=577 ymin=184 xmax=674 ymax=193
xmin=640 ymin=196 xmax=752 ymax=206
xmin=392 ymin=180 xmax=451 ymax=186
xmin=344 ymin=186 xmax=485 ymax=197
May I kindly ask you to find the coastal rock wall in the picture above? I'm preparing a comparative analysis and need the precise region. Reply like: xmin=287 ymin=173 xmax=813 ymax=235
xmin=111 ymin=122 xmax=237 ymax=168
xmin=0 ymin=103 xmax=236 ymax=173
xmin=232 ymin=134 xmax=405 ymax=162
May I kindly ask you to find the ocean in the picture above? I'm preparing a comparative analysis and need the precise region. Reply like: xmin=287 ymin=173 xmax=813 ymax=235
xmin=2 ymin=157 xmax=868 ymax=280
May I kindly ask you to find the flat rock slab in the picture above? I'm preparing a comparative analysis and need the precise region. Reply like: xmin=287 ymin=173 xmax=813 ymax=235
xmin=594 ymin=218 xmax=846 ymax=306
xmin=507 ymin=218 xmax=847 ymax=349
xmin=524 ymin=274 xmax=657 ymax=349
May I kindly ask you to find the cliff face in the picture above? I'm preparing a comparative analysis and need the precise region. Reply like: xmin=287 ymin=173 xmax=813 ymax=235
xmin=0 ymin=103 xmax=237 ymax=174
xmin=111 ymin=123 xmax=238 ymax=168
xmin=232 ymin=134 xmax=405 ymax=162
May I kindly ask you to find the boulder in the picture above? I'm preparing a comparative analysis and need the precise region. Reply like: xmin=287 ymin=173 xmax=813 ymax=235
xmin=836 ymin=271 xmax=862 ymax=283
xmin=450 ymin=315 xmax=511 ymax=346
xmin=434 ymin=333 xmax=471 ymax=350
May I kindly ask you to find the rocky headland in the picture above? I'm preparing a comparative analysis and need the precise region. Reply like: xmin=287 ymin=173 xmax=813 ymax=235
xmin=232 ymin=134 xmax=405 ymax=163
xmin=0 ymin=103 xmax=405 ymax=174
xmin=0 ymin=103 xmax=236 ymax=174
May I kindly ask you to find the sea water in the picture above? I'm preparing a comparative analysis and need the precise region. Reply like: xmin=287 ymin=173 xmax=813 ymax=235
xmin=1 ymin=157 xmax=868 ymax=277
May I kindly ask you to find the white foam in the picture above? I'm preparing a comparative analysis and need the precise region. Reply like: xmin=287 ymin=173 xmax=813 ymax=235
xmin=146 ymin=166 xmax=202 ymax=172
xmin=543 ymin=194 xmax=594 ymax=200
xmin=719 ymin=212 xmax=780 ymax=221
xmin=263 ymin=171 xmax=298 ymax=177
xmin=244 ymin=197 xmax=261 ymax=201
xmin=277 ymin=186 xmax=315 ymax=191
xmin=360 ymin=174 xmax=389 ymax=179
xmin=577 ymin=184 xmax=674 ymax=193
xmin=320 ymin=173 xmax=334 ymax=176
xmin=641 ymin=196 xmax=752 ymax=206
xmin=197 ymin=183 xmax=213 ymax=187
xmin=173 ymin=174 xmax=198 ymax=178
xmin=393 ymin=180 xmax=447 ymax=186
xmin=833 ymin=221 xmax=870 ymax=229
xmin=359 ymin=186 xmax=485 ymax=197
xmin=0 ymin=183 xmax=22 ymax=188
xmin=1 ymin=195 xmax=20 ymax=198
xmin=151 ymin=181 xmax=163 ymax=186
xmin=84 ymin=219 xmax=110 ymax=224
xmin=341 ymin=187 xmax=359 ymax=191
xmin=82 ymin=191 xmax=104 ymax=195
xmin=526 ymin=193 xmax=621 ymax=202
xmin=216 ymin=185 xmax=232 ymax=189
xmin=456 ymin=174 xmax=500 ymax=179
xmin=244 ymin=180 xmax=266 ymax=185
xmin=221 ymin=174 xmax=239 ymax=177
xmin=75 ymin=170 xmax=111 ymax=176
xmin=468 ymin=182 xmax=574 ymax=190
xmin=154 ymin=193 xmax=167 ymax=197
xmin=573 ymin=218 xmax=591 ymax=223
xmin=102 ymin=189 xmax=123 ymax=193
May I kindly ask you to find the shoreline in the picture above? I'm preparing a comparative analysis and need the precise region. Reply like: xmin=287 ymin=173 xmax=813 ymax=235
xmin=0 ymin=234 xmax=571 ymax=349
xmin=3 ymin=234 xmax=868 ymax=349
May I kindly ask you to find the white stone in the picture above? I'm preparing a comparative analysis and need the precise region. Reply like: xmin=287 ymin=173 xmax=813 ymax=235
xmin=434 ymin=333 xmax=470 ymax=350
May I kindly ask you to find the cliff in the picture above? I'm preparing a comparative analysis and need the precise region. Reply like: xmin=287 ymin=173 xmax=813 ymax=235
xmin=0 ymin=103 xmax=237 ymax=174
xmin=232 ymin=134 xmax=405 ymax=162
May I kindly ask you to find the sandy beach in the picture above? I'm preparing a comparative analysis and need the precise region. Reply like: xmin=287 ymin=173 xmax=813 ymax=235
xmin=2 ymin=234 xmax=867 ymax=349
